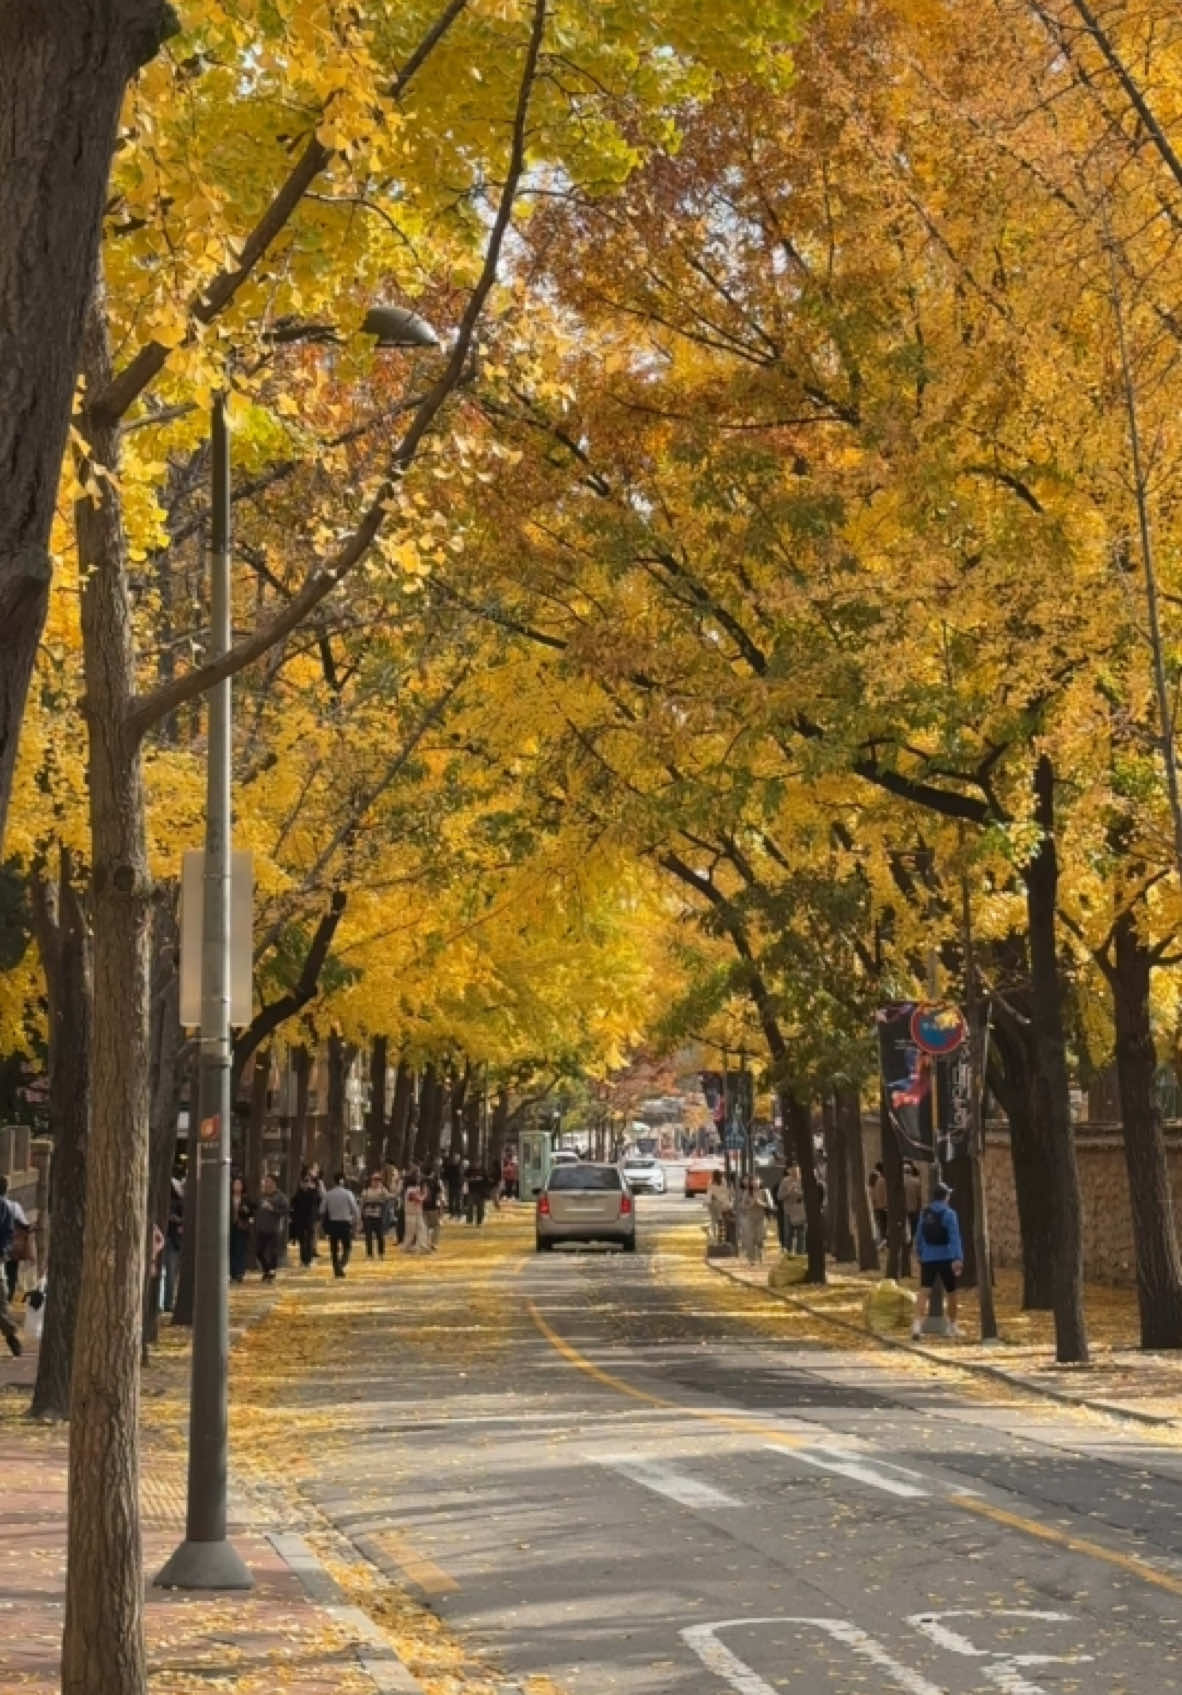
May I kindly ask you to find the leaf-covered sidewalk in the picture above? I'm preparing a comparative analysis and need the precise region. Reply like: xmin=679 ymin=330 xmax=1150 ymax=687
xmin=0 ymin=1290 xmax=427 ymax=1694
xmin=710 ymin=1250 xmax=1182 ymax=1430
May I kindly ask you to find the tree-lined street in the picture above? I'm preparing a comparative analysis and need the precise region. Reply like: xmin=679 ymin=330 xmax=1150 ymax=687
xmin=13 ymin=1192 xmax=1181 ymax=1693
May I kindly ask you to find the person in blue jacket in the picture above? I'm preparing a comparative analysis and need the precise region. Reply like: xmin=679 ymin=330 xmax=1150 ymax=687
xmin=911 ymin=1181 xmax=963 ymax=1338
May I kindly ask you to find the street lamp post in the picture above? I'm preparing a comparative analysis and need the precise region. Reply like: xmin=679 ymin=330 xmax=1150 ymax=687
xmin=156 ymin=392 xmax=250 ymax=1591
xmin=157 ymin=305 xmax=439 ymax=1592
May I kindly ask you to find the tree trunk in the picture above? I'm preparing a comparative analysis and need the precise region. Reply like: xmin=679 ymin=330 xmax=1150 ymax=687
xmin=246 ymin=1047 xmax=269 ymax=1198
xmin=989 ymin=1008 xmax=1056 ymax=1309
xmin=1109 ymin=908 xmax=1182 ymax=1348
xmin=944 ymin=1151 xmax=977 ymax=1288
xmin=365 ymin=1035 xmax=388 ymax=1175
xmin=389 ymin=1060 xmax=413 ymax=1169
xmin=288 ymin=1044 xmax=311 ymax=1190
xmin=784 ymin=1090 xmax=825 ymax=1284
xmin=839 ymin=1086 xmax=879 ymax=1272
xmin=1026 ymin=755 xmax=1088 ymax=1363
xmin=327 ymin=1033 xmax=347 ymax=1175
xmin=0 ymin=0 xmax=173 ymax=852
xmin=826 ymin=1089 xmax=856 ymax=1262
xmin=63 ymin=293 xmax=153 ymax=1695
xmin=142 ymin=888 xmax=181 ymax=1358
xmin=29 ymin=851 xmax=91 ymax=1421
xmin=881 ymin=1089 xmax=910 ymax=1281
xmin=464 ymin=1087 xmax=483 ymax=1165
xmin=487 ymin=1087 xmax=510 ymax=1176
xmin=415 ymin=1063 xmax=441 ymax=1165
xmin=449 ymin=1060 xmax=471 ymax=1158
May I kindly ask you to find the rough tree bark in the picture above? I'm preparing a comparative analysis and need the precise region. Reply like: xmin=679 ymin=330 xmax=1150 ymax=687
xmin=62 ymin=294 xmax=154 ymax=1695
xmin=0 ymin=0 xmax=175 ymax=850
xmin=1026 ymin=756 xmax=1088 ymax=1363
xmin=1106 ymin=908 xmax=1182 ymax=1348
xmin=838 ymin=1086 xmax=879 ymax=1272
xmin=415 ymin=1063 xmax=442 ymax=1165
xmin=365 ymin=1035 xmax=389 ymax=1175
xmin=28 ymin=850 xmax=91 ymax=1421
xmin=783 ymin=1091 xmax=825 ymax=1282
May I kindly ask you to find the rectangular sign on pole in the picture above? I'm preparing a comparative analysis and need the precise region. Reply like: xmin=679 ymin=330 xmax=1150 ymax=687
xmin=179 ymin=850 xmax=254 ymax=1029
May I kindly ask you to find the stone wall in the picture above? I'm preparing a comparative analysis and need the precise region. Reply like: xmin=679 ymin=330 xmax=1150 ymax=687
xmin=863 ymin=1114 xmax=1179 ymax=1286
xmin=982 ymin=1125 xmax=1182 ymax=1287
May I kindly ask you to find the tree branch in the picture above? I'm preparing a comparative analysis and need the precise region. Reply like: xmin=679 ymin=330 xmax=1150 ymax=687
xmin=125 ymin=0 xmax=547 ymax=741
xmin=91 ymin=0 xmax=472 ymax=425
xmin=232 ymin=889 xmax=347 ymax=1081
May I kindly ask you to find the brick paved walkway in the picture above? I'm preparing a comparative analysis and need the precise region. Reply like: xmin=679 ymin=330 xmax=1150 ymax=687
xmin=1 ymin=1316 xmax=403 ymax=1694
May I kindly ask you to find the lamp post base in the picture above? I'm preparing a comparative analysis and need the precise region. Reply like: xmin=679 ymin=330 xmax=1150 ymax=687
xmin=154 ymin=1536 xmax=254 ymax=1591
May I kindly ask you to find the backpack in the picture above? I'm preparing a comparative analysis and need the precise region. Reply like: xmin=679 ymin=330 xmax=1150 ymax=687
xmin=921 ymin=1204 xmax=949 ymax=1248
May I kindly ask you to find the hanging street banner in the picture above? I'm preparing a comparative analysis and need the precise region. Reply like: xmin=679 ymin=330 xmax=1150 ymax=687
xmin=876 ymin=1001 xmax=970 ymax=1164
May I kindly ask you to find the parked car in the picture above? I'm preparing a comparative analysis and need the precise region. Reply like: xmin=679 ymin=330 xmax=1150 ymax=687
xmin=620 ymin=1154 xmax=666 ymax=1194
xmin=684 ymin=1159 xmax=725 ymax=1198
xmin=536 ymin=1162 xmax=636 ymax=1252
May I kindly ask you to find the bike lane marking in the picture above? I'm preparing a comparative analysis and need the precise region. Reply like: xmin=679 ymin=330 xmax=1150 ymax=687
xmin=682 ymin=1617 xmax=943 ymax=1695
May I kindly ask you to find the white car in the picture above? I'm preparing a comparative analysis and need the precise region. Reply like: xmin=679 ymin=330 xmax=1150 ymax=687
xmin=620 ymin=1154 xmax=665 ymax=1194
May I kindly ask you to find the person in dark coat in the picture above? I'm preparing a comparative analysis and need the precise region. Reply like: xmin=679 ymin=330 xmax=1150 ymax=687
xmin=289 ymin=1167 xmax=324 ymax=1268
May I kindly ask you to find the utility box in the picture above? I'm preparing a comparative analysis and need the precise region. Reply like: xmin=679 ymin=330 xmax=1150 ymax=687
xmin=520 ymin=1130 xmax=552 ymax=1199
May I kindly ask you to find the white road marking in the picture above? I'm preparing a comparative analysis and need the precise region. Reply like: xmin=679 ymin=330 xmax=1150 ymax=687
xmin=765 ymin=1442 xmax=927 ymax=1498
xmin=598 ymin=1457 xmax=742 ymax=1509
xmin=683 ymin=1618 xmax=944 ymax=1695
xmin=907 ymin=1609 xmax=1092 ymax=1695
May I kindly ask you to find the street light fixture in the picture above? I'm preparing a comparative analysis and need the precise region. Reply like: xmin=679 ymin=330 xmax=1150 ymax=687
xmin=156 ymin=301 xmax=437 ymax=1593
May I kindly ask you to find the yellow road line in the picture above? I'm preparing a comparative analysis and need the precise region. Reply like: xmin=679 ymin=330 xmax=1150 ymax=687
xmin=527 ymin=1299 xmax=805 ymax=1448
xmin=375 ymin=1527 xmax=459 ymax=1597
xmin=953 ymin=1493 xmax=1182 ymax=1598
xmin=530 ymin=1298 xmax=1182 ymax=1599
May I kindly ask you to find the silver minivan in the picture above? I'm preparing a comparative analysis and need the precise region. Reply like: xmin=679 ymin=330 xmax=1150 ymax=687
xmin=535 ymin=1162 xmax=636 ymax=1252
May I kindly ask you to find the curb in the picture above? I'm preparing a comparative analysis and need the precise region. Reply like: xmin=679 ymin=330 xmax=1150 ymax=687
xmin=707 ymin=1258 xmax=1182 ymax=1432
xmin=269 ymin=1531 xmax=426 ymax=1694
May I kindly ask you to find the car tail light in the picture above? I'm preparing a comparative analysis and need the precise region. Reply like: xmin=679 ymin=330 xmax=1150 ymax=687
xmin=537 ymin=1193 xmax=550 ymax=1216
xmin=619 ymin=1192 xmax=633 ymax=1216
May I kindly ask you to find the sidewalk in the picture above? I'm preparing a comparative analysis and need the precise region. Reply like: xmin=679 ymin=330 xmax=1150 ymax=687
xmin=712 ymin=1254 xmax=1182 ymax=1431
xmin=0 ymin=1303 xmax=420 ymax=1695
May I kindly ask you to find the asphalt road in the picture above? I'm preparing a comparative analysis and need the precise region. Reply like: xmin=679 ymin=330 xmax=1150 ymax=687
xmin=296 ymin=1171 xmax=1182 ymax=1695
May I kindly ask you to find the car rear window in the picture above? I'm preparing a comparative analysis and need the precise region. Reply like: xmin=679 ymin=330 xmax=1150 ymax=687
xmin=626 ymin=1158 xmax=655 ymax=1167
xmin=549 ymin=1165 xmax=622 ymax=1191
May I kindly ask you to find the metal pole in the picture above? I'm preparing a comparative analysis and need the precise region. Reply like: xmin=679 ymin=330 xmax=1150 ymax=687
xmin=156 ymin=395 xmax=252 ymax=1591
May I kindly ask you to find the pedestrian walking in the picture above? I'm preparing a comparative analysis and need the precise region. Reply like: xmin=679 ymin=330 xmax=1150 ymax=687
xmin=911 ymin=1181 xmax=964 ymax=1338
xmin=290 ymin=1167 xmax=324 ymax=1268
xmin=0 ymin=1183 xmax=23 ymax=1355
xmin=323 ymin=1172 xmax=360 ymax=1278
xmin=869 ymin=1162 xmax=888 ymax=1247
xmin=254 ymin=1173 xmax=289 ymax=1282
xmin=736 ymin=1177 xmax=771 ymax=1265
xmin=422 ymin=1167 xmax=443 ymax=1249
xmin=778 ymin=1165 xmax=806 ymax=1255
xmin=464 ymin=1159 xmax=485 ymax=1227
xmin=903 ymin=1161 xmax=922 ymax=1242
xmin=444 ymin=1150 xmax=464 ymax=1219
xmin=361 ymin=1171 xmax=392 ymax=1257
xmin=402 ymin=1170 xmax=430 ymax=1253
xmin=0 ymin=1176 xmax=29 ymax=1303
xmin=705 ymin=1170 xmax=733 ymax=1247
xmin=229 ymin=1176 xmax=254 ymax=1283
